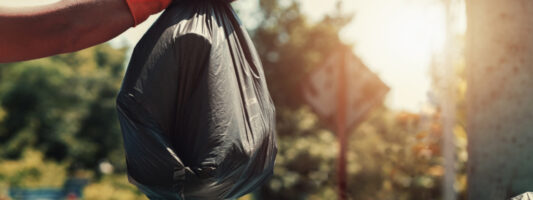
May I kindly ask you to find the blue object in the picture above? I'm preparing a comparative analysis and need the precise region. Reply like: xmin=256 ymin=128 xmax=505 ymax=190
xmin=8 ymin=178 xmax=88 ymax=200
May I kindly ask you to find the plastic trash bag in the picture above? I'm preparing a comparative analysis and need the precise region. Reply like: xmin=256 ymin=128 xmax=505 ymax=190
xmin=115 ymin=1 xmax=277 ymax=199
xmin=510 ymin=192 xmax=533 ymax=200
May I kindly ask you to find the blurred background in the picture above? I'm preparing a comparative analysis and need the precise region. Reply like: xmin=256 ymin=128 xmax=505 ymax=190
xmin=0 ymin=0 xmax=475 ymax=199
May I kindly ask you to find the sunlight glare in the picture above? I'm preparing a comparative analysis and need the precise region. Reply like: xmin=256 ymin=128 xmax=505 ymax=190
xmin=384 ymin=5 xmax=447 ymax=64
xmin=336 ymin=1 xmax=449 ymax=112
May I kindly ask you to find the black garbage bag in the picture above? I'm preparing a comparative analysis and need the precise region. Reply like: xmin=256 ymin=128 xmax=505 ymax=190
xmin=115 ymin=1 xmax=277 ymax=199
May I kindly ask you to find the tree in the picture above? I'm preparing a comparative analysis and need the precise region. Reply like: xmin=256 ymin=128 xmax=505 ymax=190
xmin=251 ymin=1 xmax=447 ymax=199
xmin=254 ymin=0 xmax=352 ymax=109
xmin=0 ymin=44 xmax=127 ymax=173
xmin=251 ymin=0 xmax=354 ymax=198
xmin=466 ymin=0 xmax=533 ymax=198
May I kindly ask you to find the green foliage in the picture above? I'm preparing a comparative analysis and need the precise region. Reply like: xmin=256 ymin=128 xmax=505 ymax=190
xmin=0 ymin=1 xmax=463 ymax=199
xmin=259 ymin=106 xmax=445 ymax=200
xmin=83 ymin=175 xmax=147 ymax=200
xmin=0 ymin=149 xmax=68 ymax=198
xmin=263 ymin=108 xmax=337 ymax=199
xmin=252 ymin=0 xmax=451 ymax=199
xmin=254 ymin=0 xmax=352 ymax=108
xmin=346 ymin=109 xmax=443 ymax=200
xmin=0 ymin=45 xmax=127 ymax=172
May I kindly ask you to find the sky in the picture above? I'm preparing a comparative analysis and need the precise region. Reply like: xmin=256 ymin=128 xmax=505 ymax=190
xmin=236 ymin=0 xmax=465 ymax=112
xmin=0 ymin=0 xmax=466 ymax=112
xmin=298 ymin=0 xmax=448 ymax=112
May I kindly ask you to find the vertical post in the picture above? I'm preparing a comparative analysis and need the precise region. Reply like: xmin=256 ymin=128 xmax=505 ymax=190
xmin=466 ymin=0 xmax=533 ymax=198
xmin=336 ymin=50 xmax=348 ymax=200
xmin=442 ymin=0 xmax=457 ymax=200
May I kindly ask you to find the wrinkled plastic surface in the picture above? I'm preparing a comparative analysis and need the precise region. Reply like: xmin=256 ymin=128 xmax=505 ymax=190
xmin=510 ymin=192 xmax=533 ymax=200
xmin=115 ymin=1 xmax=277 ymax=199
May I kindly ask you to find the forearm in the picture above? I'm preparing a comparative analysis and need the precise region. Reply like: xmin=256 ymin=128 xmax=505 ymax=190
xmin=0 ymin=0 xmax=134 ymax=63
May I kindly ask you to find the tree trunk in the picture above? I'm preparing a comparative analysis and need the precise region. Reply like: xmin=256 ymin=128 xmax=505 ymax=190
xmin=466 ymin=0 xmax=533 ymax=199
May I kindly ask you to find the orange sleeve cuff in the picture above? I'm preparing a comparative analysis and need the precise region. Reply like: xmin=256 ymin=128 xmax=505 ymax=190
xmin=125 ymin=0 xmax=171 ymax=27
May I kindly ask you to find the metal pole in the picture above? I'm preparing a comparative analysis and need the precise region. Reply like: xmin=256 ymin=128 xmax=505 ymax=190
xmin=336 ymin=50 xmax=348 ymax=200
xmin=442 ymin=0 xmax=457 ymax=199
